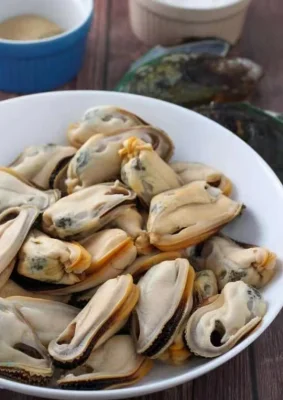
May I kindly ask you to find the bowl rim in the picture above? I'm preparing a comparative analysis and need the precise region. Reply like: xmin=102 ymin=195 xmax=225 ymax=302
xmin=0 ymin=0 xmax=93 ymax=46
xmin=0 ymin=90 xmax=282 ymax=399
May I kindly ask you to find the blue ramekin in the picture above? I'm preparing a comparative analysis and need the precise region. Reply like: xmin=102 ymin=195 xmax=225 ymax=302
xmin=0 ymin=0 xmax=94 ymax=93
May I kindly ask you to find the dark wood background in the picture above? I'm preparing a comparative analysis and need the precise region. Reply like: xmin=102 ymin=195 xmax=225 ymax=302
xmin=1 ymin=0 xmax=283 ymax=399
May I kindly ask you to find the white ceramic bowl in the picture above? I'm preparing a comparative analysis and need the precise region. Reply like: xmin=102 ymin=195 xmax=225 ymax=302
xmin=0 ymin=91 xmax=282 ymax=399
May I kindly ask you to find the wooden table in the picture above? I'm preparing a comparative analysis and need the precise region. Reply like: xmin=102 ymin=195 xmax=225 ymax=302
xmin=2 ymin=0 xmax=283 ymax=399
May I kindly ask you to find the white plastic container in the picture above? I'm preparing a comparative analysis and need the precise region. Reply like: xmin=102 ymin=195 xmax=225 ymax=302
xmin=129 ymin=0 xmax=251 ymax=45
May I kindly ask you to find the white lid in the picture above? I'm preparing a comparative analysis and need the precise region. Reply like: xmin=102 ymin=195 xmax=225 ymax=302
xmin=135 ymin=0 xmax=251 ymax=22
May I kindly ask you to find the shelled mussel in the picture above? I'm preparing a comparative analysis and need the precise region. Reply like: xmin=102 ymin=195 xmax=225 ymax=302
xmin=16 ymin=229 xmax=92 ymax=286
xmin=171 ymin=162 xmax=232 ymax=196
xmin=42 ymin=181 xmax=136 ymax=240
xmin=185 ymin=281 xmax=266 ymax=358
xmin=66 ymin=126 xmax=173 ymax=193
xmin=132 ymin=259 xmax=195 ymax=358
xmin=147 ymin=181 xmax=243 ymax=251
xmin=58 ymin=335 xmax=153 ymax=390
xmin=0 ymin=206 xmax=39 ymax=289
xmin=6 ymin=297 xmax=79 ymax=347
xmin=193 ymin=235 xmax=276 ymax=289
xmin=48 ymin=275 xmax=139 ymax=369
xmin=9 ymin=144 xmax=76 ymax=193
xmin=67 ymin=106 xmax=147 ymax=148
xmin=0 ymin=299 xmax=53 ymax=384
xmin=119 ymin=137 xmax=181 ymax=206
xmin=0 ymin=168 xmax=60 ymax=212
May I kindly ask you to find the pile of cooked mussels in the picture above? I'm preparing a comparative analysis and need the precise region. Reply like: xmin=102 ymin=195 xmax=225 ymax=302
xmin=0 ymin=106 xmax=276 ymax=390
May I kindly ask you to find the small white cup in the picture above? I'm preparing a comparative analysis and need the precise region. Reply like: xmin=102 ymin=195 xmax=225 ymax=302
xmin=129 ymin=0 xmax=251 ymax=45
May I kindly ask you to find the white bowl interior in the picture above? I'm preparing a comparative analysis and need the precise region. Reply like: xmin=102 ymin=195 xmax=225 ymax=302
xmin=0 ymin=91 xmax=282 ymax=400
xmin=0 ymin=0 xmax=92 ymax=32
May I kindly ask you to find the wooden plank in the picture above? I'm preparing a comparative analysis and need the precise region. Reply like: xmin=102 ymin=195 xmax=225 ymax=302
xmin=0 ymin=383 xmax=195 ymax=400
xmin=131 ymin=382 xmax=193 ymax=400
xmin=233 ymin=1 xmax=283 ymax=398
xmin=234 ymin=0 xmax=283 ymax=111
xmin=0 ymin=93 xmax=18 ymax=101
xmin=252 ymin=312 xmax=283 ymax=400
xmin=106 ymin=0 xmax=149 ymax=90
xmin=193 ymin=350 xmax=253 ymax=400
xmin=1 ymin=391 xmax=38 ymax=400
xmin=76 ymin=0 xmax=110 ymax=90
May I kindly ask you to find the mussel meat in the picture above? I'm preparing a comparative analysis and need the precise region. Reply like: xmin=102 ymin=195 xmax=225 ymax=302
xmin=7 ymin=297 xmax=79 ymax=346
xmin=107 ymin=206 xmax=153 ymax=255
xmin=185 ymin=281 xmax=266 ymax=357
xmin=132 ymin=258 xmax=195 ymax=358
xmin=48 ymin=274 xmax=139 ymax=368
xmin=193 ymin=270 xmax=218 ymax=306
xmin=9 ymin=144 xmax=76 ymax=191
xmin=58 ymin=335 xmax=153 ymax=390
xmin=68 ymin=287 xmax=99 ymax=309
xmin=16 ymin=229 xmax=92 ymax=286
xmin=195 ymin=235 xmax=276 ymax=289
xmin=157 ymin=322 xmax=191 ymax=365
xmin=147 ymin=181 xmax=243 ymax=251
xmin=38 ymin=229 xmax=137 ymax=295
xmin=42 ymin=181 xmax=136 ymax=240
xmin=0 ymin=206 xmax=39 ymax=289
xmin=119 ymin=137 xmax=182 ymax=206
xmin=67 ymin=106 xmax=147 ymax=148
xmin=81 ymin=228 xmax=137 ymax=280
xmin=124 ymin=250 xmax=184 ymax=279
xmin=66 ymin=126 xmax=174 ymax=193
xmin=0 ymin=279 xmax=71 ymax=303
xmin=0 ymin=168 xmax=60 ymax=213
xmin=171 ymin=162 xmax=232 ymax=196
xmin=0 ymin=299 xmax=53 ymax=384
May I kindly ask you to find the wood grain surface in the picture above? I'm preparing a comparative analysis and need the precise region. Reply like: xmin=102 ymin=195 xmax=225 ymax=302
xmin=1 ymin=0 xmax=283 ymax=399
